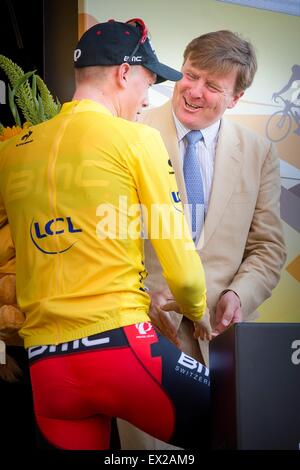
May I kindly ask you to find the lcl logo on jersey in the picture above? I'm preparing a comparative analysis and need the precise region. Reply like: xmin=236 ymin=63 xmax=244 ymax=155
xmin=171 ymin=191 xmax=181 ymax=203
xmin=30 ymin=216 xmax=82 ymax=254
xmin=170 ymin=191 xmax=183 ymax=213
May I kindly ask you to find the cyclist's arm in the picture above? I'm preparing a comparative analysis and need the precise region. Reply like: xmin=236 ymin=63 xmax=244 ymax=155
xmin=127 ymin=127 xmax=206 ymax=322
xmin=273 ymin=76 xmax=296 ymax=98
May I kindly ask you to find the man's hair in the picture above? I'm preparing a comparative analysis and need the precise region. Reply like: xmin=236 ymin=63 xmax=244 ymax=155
xmin=183 ymin=30 xmax=257 ymax=93
xmin=75 ymin=65 xmax=111 ymax=85
xmin=74 ymin=64 xmax=148 ymax=88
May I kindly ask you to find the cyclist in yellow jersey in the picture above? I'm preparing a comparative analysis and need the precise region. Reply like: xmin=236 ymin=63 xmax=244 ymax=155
xmin=0 ymin=19 xmax=211 ymax=450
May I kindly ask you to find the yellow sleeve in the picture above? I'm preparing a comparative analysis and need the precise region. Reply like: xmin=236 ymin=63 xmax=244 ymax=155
xmin=127 ymin=126 xmax=206 ymax=321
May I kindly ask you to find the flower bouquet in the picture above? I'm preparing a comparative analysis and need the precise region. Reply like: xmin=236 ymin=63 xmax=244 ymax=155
xmin=0 ymin=54 xmax=61 ymax=141
xmin=0 ymin=56 xmax=61 ymax=381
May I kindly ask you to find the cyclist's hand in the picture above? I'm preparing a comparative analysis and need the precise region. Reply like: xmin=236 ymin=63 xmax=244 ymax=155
xmin=193 ymin=309 xmax=212 ymax=342
xmin=162 ymin=303 xmax=212 ymax=342
xmin=149 ymin=291 xmax=180 ymax=347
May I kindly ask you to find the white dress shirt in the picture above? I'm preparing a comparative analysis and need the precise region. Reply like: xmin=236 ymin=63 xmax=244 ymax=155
xmin=172 ymin=112 xmax=220 ymax=214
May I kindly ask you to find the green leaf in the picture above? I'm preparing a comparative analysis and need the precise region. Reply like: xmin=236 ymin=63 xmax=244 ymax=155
xmin=36 ymin=75 xmax=61 ymax=119
xmin=8 ymin=84 xmax=21 ymax=126
xmin=37 ymin=95 xmax=46 ymax=121
xmin=0 ymin=55 xmax=60 ymax=125
xmin=12 ymin=70 xmax=36 ymax=95
xmin=31 ymin=73 xmax=37 ymax=99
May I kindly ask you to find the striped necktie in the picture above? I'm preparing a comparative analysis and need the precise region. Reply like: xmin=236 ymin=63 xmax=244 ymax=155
xmin=183 ymin=130 xmax=204 ymax=243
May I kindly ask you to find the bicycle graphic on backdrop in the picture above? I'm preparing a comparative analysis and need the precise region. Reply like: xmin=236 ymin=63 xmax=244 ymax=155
xmin=266 ymin=95 xmax=300 ymax=142
xmin=266 ymin=64 xmax=300 ymax=142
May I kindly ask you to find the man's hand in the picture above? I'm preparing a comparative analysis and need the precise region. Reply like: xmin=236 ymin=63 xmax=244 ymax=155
xmin=213 ymin=290 xmax=242 ymax=336
xmin=193 ymin=308 xmax=212 ymax=341
xmin=162 ymin=302 xmax=212 ymax=342
xmin=148 ymin=290 xmax=180 ymax=347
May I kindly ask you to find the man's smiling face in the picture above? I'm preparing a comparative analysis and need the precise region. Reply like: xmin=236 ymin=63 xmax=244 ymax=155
xmin=172 ymin=57 xmax=243 ymax=130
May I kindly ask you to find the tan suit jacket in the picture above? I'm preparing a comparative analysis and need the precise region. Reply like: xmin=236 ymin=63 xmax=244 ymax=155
xmin=141 ymin=100 xmax=286 ymax=365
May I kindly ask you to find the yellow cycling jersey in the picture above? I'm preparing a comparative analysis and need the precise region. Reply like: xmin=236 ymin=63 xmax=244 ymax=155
xmin=0 ymin=100 xmax=206 ymax=347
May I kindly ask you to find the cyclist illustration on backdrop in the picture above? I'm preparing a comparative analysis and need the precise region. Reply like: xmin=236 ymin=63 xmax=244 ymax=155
xmin=266 ymin=64 xmax=300 ymax=142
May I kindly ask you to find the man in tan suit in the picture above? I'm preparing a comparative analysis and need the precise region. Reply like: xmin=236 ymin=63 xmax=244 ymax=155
xmin=118 ymin=30 xmax=286 ymax=449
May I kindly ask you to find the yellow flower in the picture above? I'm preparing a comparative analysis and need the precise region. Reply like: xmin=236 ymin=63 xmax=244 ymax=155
xmin=0 ymin=122 xmax=31 ymax=141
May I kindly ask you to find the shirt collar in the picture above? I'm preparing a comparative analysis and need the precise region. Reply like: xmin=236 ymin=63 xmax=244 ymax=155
xmin=172 ymin=109 xmax=220 ymax=146
xmin=60 ymin=99 xmax=113 ymax=117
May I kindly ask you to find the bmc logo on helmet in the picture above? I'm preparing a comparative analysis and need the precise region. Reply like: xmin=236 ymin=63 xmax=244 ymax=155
xmin=30 ymin=216 xmax=82 ymax=254
xmin=124 ymin=55 xmax=142 ymax=62
xmin=74 ymin=49 xmax=82 ymax=62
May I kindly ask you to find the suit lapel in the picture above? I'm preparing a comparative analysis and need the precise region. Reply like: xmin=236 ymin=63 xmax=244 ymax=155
xmin=145 ymin=101 xmax=189 ymax=207
xmin=143 ymin=105 xmax=243 ymax=247
xmin=203 ymin=119 xmax=243 ymax=245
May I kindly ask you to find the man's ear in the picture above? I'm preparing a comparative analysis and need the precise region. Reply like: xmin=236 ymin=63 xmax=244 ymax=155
xmin=117 ymin=63 xmax=131 ymax=89
xmin=227 ymin=90 xmax=244 ymax=109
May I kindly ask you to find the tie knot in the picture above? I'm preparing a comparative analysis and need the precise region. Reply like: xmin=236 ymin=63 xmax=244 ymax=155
xmin=185 ymin=130 xmax=203 ymax=146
